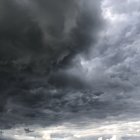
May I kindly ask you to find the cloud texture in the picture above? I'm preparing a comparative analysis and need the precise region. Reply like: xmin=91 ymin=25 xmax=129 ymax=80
xmin=0 ymin=0 xmax=140 ymax=140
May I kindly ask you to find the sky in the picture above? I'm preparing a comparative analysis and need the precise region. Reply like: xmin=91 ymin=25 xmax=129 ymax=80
xmin=0 ymin=0 xmax=140 ymax=140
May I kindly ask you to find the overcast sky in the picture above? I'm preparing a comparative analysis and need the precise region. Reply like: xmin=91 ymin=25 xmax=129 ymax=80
xmin=0 ymin=0 xmax=140 ymax=140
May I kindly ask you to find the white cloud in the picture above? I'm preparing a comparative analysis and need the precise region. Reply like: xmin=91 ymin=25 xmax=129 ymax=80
xmin=3 ymin=120 xmax=140 ymax=140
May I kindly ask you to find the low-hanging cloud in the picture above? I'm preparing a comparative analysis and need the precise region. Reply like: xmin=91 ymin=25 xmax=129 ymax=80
xmin=0 ymin=0 xmax=103 ymax=74
xmin=0 ymin=0 xmax=104 ymax=129
xmin=1 ymin=1 xmax=140 ymax=139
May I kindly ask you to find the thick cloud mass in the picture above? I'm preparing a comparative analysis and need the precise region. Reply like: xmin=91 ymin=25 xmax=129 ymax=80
xmin=1 ymin=0 xmax=140 ymax=140
xmin=0 ymin=0 xmax=103 ymax=129
xmin=0 ymin=0 xmax=102 ymax=73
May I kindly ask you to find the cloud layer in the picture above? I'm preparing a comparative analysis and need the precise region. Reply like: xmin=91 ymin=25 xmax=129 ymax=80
xmin=0 ymin=0 xmax=140 ymax=140
xmin=0 ymin=0 xmax=102 ymax=73
xmin=0 ymin=0 xmax=104 ymax=128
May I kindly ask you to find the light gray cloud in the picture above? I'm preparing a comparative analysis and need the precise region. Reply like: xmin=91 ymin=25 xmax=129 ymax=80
xmin=52 ymin=0 xmax=140 ymax=121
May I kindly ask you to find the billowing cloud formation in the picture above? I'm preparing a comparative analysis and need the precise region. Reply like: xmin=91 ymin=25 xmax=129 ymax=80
xmin=1 ymin=0 xmax=140 ymax=140
xmin=65 ymin=0 xmax=140 ymax=117
xmin=0 ymin=0 xmax=104 ymax=128
xmin=0 ymin=0 xmax=102 ymax=73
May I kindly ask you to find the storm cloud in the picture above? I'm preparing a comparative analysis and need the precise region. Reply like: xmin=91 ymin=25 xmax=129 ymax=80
xmin=0 ymin=0 xmax=102 ymax=73
xmin=0 ymin=0 xmax=104 ymax=129
xmin=0 ymin=0 xmax=140 ymax=140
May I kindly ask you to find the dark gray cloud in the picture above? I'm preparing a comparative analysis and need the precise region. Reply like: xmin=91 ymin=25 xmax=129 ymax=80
xmin=0 ymin=0 xmax=104 ymax=129
xmin=1 ymin=0 xmax=140 ymax=139
xmin=0 ymin=0 xmax=102 ymax=73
